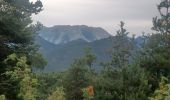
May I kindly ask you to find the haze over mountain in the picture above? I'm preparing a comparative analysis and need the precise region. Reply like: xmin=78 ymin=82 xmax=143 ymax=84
xmin=38 ymin=25 xmax=111 ymax=45
xmin=36 ymin=25 xmax=140 ymax=71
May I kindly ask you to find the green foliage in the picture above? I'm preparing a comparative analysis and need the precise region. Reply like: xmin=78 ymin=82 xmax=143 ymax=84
xmin=30 ymin=52 xmax=47 ymax=69
xmin=140 ymin=0 xmax=170 ymax=76
xmin=36 ymin=72 xmax=65 ymax=100
xmin=47 ymin=87 xmax=65 ymax=100
xmin=0 ymin=0 xmax=45 ymax=69
xmin=34 ymin=1 xmax=170 ymax=100
xmin=4 ymin=53 xmax=38 ymax=100
xmin=108 ymin=21 xmax=135 ymax=69
xmin=94 ymin=63 xmax=150 ymax=100
xmin=62 ymin=48 xmax=96 ymax=100
xmin=0 ymin=95 xmax=5 ymax=100
xmin=18 ymin=71 xmax=38 ymax=100
xmin=0 ymin=0 xmax=45 ymax=99
xmin=63 ymin=59 xmax=90 ymax=100
xmin=93 ymin=22 xmax=150 ymax=100
xmin=139 ymin=0 xmax=170 ymax=93
xmin=83 ymin=47 xmax=96 ymax=70
xmin=149 ymin=77 xmax=170 ymax=100
xmin=0 ymin=0 xmax=169 ymax=100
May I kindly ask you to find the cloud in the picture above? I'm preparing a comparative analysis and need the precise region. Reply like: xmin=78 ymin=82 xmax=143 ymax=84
xmin=33 ymin=0 xmax=160 ymax=35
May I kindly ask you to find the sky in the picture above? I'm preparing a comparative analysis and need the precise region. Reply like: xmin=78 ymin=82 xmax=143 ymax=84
xmin=32 ymin=0 xmax=160 ymax=36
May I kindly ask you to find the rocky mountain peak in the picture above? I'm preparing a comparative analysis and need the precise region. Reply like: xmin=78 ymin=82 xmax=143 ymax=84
xmin=38 ymin=25 xmax=111 ymax=45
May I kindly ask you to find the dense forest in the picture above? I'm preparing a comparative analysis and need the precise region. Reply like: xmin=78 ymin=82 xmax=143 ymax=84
xmin=0 ymin=0 xmax=170 ymax=100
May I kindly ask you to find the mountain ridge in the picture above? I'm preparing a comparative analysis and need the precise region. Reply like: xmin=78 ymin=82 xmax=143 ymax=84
xmin=38 ymin=25 xmax=111 ymax=45
xmin=35 ymin=25 xmax=143 ymax=71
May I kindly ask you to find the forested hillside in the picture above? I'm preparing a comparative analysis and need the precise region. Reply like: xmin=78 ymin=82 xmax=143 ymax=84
xmin=0 ymin=0 xmax=170 ymax=100
xmin=36 ymin=34 xmax=142 ymax=71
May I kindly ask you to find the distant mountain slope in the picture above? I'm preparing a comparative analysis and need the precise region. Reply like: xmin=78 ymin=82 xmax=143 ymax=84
xmin=38 ymin=25 xmax=111 ymax=45
xmin=35 ymin=35 xmax=114 ymax=71
xmin=35 ymin=25 xmax=143 ymax=72
xmin=36 ymin=35 xmax=143 ymax=72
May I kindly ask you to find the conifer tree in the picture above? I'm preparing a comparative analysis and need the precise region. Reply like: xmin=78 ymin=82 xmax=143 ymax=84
xmin=140 ymin=0 xmax=170 ymax=77
xmin=63 ymin=48 xmax=96 ymax=100
xmin=94 ymin=22 xmax=149 ymax=100
xmin=110 ymin=21 xmax=134 ymax=68
xmin=3 ymin=54 xmax=38 ymax=100
xmin=138 ymin=0 xmax=170 ymax=94
xmin=63 ymin=59 xmax=89 ymax=100
xmin=0 ymin=0 xmax=45 ymax=99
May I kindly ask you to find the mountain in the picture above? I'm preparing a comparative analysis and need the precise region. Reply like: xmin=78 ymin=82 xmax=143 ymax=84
xmin=38 ymin=25 xmax=111 ymax=45
xmin=36 ymin=35 xmax=113 ymax=71
xmin=36 ymin=25 xmax=142 ymax=72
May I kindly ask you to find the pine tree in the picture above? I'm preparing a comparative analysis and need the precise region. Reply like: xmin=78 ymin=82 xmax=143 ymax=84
xmin=138 ymin=0 xmax=170 ymax=94
xmin=63 ymin=48 xmax=96 ymax=100
xmin=140 ymin=0 xmax=170 ymax=78
xmin=94 ymin=22 xmax=149 ymax=100
xmin=0 ymin=0 xmax=46 ymax=99
xmin=3 ymin=54 xmax=38 ymax=100
xmin=63 ymin=59 xmax=89 ymax=100
xmin=110 ymin=21 xmax=134 ymax=68
xmin=83 ymin=47 xmax=96 ymax=71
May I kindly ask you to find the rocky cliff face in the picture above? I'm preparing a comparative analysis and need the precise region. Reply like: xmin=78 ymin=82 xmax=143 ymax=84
xmin=38 ymin=25 xmax=111 ymax=45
